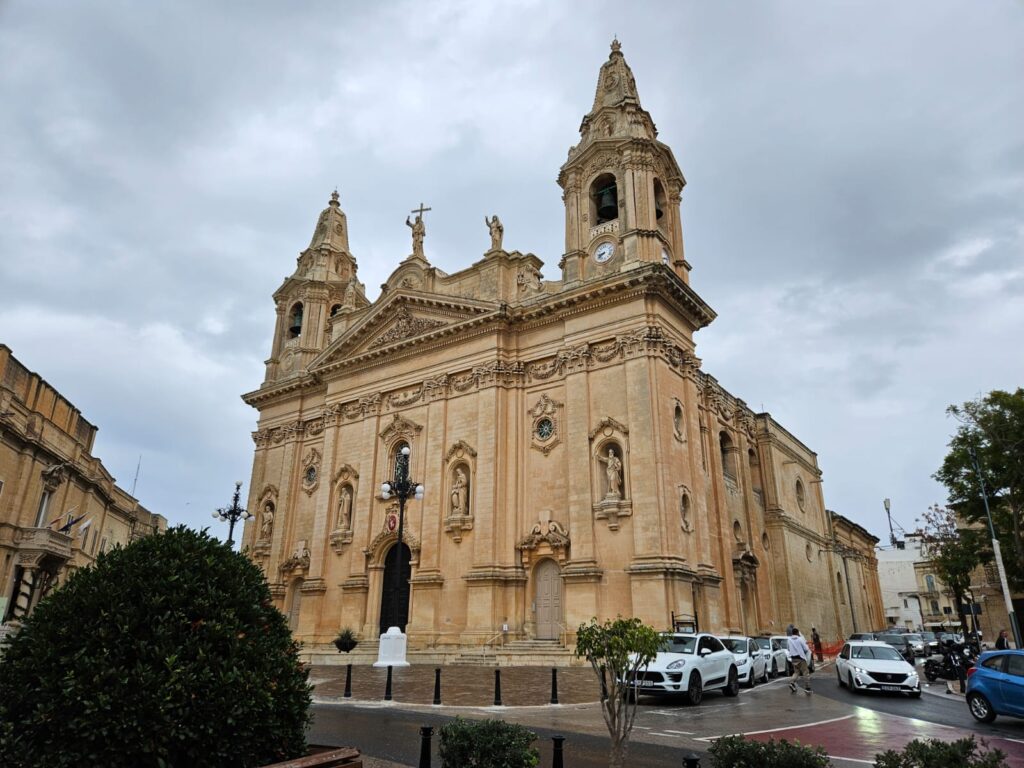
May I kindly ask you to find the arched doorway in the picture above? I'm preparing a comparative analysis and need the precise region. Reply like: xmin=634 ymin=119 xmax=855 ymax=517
xmin=379 ymin=542 xmax=411 ymax=635
xmin=534 ymin=559 xmax=563 ymax=640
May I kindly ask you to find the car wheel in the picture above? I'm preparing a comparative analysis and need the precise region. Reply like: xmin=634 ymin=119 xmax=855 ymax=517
xmin=848 ymin=672 xmax=859 ymax=694
xmin=760 ymin=664 xmax=770 ymax=684
xmin=770 ymin=661 xmax=777 ymax=679
xmin=745 ymin=667 xmax=756 ymax=688
xmin=723 ymin=667 xmax=740 ymax=697
xmin=685 ymin=671 xmax=703 ymax=705
xmin=967 ymin=692 xmax=997 ymax=723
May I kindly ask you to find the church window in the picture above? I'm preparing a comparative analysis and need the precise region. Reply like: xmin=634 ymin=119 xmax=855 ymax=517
xmin=733 ymin=520 xmax=743 ymax=542
xmin=288 ymin=303 xmax=304 ymax=339
xmin=304 ymin=466 xmax=317 ymax=486
xmin=653 ymin=178 xmax=667 ymax=228
xmin=536 ymin=418 xmax=554 ymax=441
xmin=748 ymin=449 xmax=763 ymax=495
xmin=590 ymin=173 xmax=618 ymax=225
xmin=795 ymin=478 xmax=806 ymax=511
xmin=34 ymin=490 xmax=52 ymax=527
xmin=805 ymin=542 xmax=814 ymax=561
xmin=392 ymin=442 xmax=410 ymax=482
xmin=330 ymin=304 xmax=342 ymax=317
xmin=673 ymin=403 xmax=683 ymax=435
xmin=719 ymin=432 xmax=736 ymax=480
xmin=762 ymin=531 xmax=770 ymax=550
xmin=679 ymin=491 xmax=691 ymax=531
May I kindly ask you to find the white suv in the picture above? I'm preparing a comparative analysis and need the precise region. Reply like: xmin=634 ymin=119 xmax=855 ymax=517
xmin=629 ymin=632 xmax=739 ymax=705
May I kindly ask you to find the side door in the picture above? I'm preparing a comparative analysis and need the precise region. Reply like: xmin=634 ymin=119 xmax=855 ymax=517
xmin=837 ymin=644 xmax=851 ymax=678
xmin=749 ymin=639 xmax=763 ymax=677
xmin=1000 ymin=654 xmax=1024 ymax=716
xmin=708 ymin=636 xmax=732 ymax=683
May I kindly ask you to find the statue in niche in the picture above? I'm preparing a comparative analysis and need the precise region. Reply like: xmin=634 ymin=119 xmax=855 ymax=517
xmin=260 ymin=502 xmax=275 ymax=539
xmin=485 ymin=215 xmax=503 ymax=251
xmin=597 ymin=447 xmax=623 ymax=499
xmin=338 ymin=487 xmax=352 ymax=530
xmin=450 ymin=468 xmax=468 ymax=516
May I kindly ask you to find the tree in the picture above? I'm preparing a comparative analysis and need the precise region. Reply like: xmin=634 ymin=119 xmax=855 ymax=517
xmin=934 ymin=389 xmax=1024 ymax=589
xmin=916 ymin=505 xmax=990 ymax=632
xmin=575 ymin=617 xmax=661 ymax=768
xmin=0 ymin=526 xmax=311 ymax=768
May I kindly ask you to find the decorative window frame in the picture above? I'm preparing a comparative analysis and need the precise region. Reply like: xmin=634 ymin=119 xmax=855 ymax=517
xmin=677 ymin=483 xmax=693 ymax=533
xmin=329 ymin=464 xmax=359 ymax=553
xmin=672 ymin=398 xmax=686 ymax=443
xmin=443 ymin=441 xmax=476 ymax=542
xmin=301 ymin=448 xmax=321 ymax=496
xmin=529 ymin=393 xmax=563 ymax=455
xmin=589 ymin=416 xmax=632 ymax=530
xmin=795 ymin=477 xmax=807 ymax=512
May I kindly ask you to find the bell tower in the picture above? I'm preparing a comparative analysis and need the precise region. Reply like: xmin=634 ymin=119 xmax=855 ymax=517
xmin=558 ymin=40 xmax=689 ymax=285
xmin=264 ymin=190 xmax=368 ymax=383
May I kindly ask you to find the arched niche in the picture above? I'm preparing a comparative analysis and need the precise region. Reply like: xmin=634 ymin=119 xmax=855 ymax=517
xmin=589 ymin=417 xmax=631 ymax=530
xmin=288 ymin=302 xmax=304 ymax=339
xmin=444 ymin=440 xmax=476 ymax=542
xmin=329 ymin=464 xmax=359 ymax=554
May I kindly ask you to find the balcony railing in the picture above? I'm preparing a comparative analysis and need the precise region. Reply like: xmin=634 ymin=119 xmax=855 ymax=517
xmin=14 ymin=527 xmax=73 ymax=562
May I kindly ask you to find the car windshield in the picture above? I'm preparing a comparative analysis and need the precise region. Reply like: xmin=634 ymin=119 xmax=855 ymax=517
xmin=659 ymin=635 xmax=696 ymax=654
xmin=920 ymin=632 xmax=936 ymax=641
xmin=852 ymin=645 xmax=903 ymax=661
xmin=905 ymin=634 xmax=923 ymax=642
xmin=721 ymin=639 xmax=748 ymax=653
xmin=754 ymin=638 xmax=772 ymax=650
xmin=879 ymin=635 xmax=907 ymax=646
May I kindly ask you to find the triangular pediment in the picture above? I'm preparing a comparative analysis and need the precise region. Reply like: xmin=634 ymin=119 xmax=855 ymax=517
xmin=310 ymin=291 xmax=500 ymax=372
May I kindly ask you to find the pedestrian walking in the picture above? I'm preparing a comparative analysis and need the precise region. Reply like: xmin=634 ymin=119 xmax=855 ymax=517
xmin=995 ymin=629 xmax=1010 ymax=650
xmin=787 ymin=627 xmax=813 ymax=695
xmin=812 ymin=627 xmax=823 ymax=663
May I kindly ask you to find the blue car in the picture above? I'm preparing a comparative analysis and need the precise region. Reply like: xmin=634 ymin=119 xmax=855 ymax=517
xmin=966 ymin=650 xmax=1024 ymax=723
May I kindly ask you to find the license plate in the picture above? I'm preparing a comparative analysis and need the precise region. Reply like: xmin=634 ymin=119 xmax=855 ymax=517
xmin=880 ymin=685 xmax=902 ymax=691
xmin=640 ymin=680 xmax=657 ymax=687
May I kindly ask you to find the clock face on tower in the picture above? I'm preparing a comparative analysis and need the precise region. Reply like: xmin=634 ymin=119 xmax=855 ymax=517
xmin=594 ymin=242 xmax=615 ymax=263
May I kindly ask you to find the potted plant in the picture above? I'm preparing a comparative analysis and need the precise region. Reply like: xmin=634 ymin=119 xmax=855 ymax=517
xmin=333 ymin=628 xmax=358 ymax=654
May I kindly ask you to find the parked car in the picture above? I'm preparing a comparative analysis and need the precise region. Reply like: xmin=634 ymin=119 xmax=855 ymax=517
xmin=903 ymin=633 xmax=926 ymax=657
xmin=877 ymin=633 xmax=916 ymax=664
xmin=966 ymin=650 xmax=1024 ymax=723
xmin=919 ymin=631 xmax=941 ymax=656
xmin=754 ymin=636 xmax=789 ymax=678
xmin=848 ymin=632 xmax=877 ymax=642
xmin=628 ymin=632 xmax=739 ymax=705
xmin=835 ymin=641 xmax=921 ymax=697
xmin=770 ymin=635 xmax=795 ymax=675
xmin=720 ymin=636 xmax=768 ymax=687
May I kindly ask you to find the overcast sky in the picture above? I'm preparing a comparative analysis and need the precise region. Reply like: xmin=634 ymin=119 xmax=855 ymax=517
xmin=1 ymin=1 xmax=1021 ymax=547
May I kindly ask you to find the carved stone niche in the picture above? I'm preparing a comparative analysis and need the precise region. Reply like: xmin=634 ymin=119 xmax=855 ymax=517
xmin=516 ymin=511 xmax=570 ymax=567
xmin=444 ymin=441 xmax=476 ymax=542
xmin=589 ymin=417 xmax=632 ymax=530
xmin=329 ymin=464 xmax=359 ymax=554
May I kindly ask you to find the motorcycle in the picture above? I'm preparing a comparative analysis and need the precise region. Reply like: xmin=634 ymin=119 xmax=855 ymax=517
xmin=923 ymin=643 xmax=974 ymax=683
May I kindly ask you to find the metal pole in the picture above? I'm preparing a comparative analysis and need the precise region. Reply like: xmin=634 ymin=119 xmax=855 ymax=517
xmin=551 ymin=735 xmax=565 ymax=768
xmin=343 ymin=663 xmax=352 ymax=698
xmin=550 ymin=667 xmax=559 ymax=704
xmin=968 ymin=446 xmax=1022 ymax=648
xmin=493 ymin=668 xmax=503 ymax=706
xmin=433 ymin=667 xmax=442 ymax=705
xmin=384 ymin=665 xmax=393 ymax=701
xmin=418 ymin=726 xmax=433 ymax=768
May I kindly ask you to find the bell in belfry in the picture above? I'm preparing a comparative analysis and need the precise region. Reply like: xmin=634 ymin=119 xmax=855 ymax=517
xmin=597 ymin=185 xmax=617 ymax=222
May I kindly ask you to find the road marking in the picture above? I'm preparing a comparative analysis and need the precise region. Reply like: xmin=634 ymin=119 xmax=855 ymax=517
xmin=695 ymin=714 xmax=854 ymax=741
xmin=663 ymin=729 xmax=694 ymax=735
xmin=649 ymin=732 xmax=681 ymax=738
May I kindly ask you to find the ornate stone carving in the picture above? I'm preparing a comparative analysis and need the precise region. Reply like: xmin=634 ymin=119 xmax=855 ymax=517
xmin=379 ymin=413 xmax=423 ymax=444
xmin=596 ymin=447 xmax=623 ymax=500
xmin=279 ymin=541 xmax=310 ymax=574
xmin=516 ymin=517 xmax=570 ymax=565
xmin=369 ymin=306 xmax=446 ymax=350
xmin=41 ymin=462 xmax=69 ymax=492
xmin=529 ymin=394 xmax=563 ymax=455
xmin=444 ymin=440 xmax=477 ymax=463
xmin=301 ymin=448 xmax=321 ymax=495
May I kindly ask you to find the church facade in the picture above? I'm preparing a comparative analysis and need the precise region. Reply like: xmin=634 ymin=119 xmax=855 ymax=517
xmin=241 ymin=42 xmax=883 ymax=658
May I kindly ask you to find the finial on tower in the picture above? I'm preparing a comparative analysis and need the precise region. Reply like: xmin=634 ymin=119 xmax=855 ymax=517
xmin=330 ymin=189 xmax=340 ymax=207
xmin=610 ymin=37 xmax=621 ymax=54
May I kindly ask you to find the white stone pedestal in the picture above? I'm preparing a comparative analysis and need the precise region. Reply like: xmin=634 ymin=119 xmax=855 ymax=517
xmin=373 ymin=626 xmax=410 ymax=667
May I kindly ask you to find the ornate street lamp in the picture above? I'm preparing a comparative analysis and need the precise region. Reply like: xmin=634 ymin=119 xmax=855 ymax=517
xmin=379 ymin=445 xmax=424 ymax=633
xmin=212 ymin=481 xmax=252 ymax=548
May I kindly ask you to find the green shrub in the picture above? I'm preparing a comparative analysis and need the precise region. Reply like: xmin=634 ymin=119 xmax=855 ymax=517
xmin=439 ymin=717 xmax=539 ymax=768
xmin=874 ymin=735 xmax=1007 ymax=768
xmin=0 ymin=526 xmax=311 ymax=768
xmin=708 ymin=734 xmax=831 ymax=768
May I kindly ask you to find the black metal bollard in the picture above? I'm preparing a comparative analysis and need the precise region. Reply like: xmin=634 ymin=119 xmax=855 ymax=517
xmin=552 ymin=735 xmax=565 ymax=768
xmin=384 ymin=665 xmax=393 ymax=701
xmin=550 ymin=667 xmax=559 ymax=704
xmin=433 ymin=667 xmax=442 ymax=705
xmin=493 ymin=668 xmax=503 ymax=706
xmin=343 ymin=663 xmax=352 ymax=698
xmin=682 ymin=752 xmax=701 ymax=768
xmin=418 ymin=725 xmax=433 ymax=768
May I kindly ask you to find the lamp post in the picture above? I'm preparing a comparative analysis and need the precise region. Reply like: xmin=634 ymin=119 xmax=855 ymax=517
xmin=376 ymin=445 xmax=423 ymax=662
xmin=212 ymin=481 xmax=251 ymax=548
xmin=966 ymin=445 xmax=1021 ymax=648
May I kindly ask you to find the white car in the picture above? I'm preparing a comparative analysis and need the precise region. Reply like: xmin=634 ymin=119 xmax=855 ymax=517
xmin=770 ymin=635 xmax=795 ymax=676
xmin=629 ymin=632 xmax=739 ymax=705
xmin=835 ymin=640 xmax=921 ymax=698
xmin=720 ymin=636 xmax=768 ymax=687
xmin=754 ymin=636 xmax=789 ymax=678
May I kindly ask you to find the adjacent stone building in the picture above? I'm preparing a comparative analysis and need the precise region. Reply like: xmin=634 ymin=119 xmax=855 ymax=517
xmin=877 ymin=535 xmax=959 ymax=631
xmin=0 ymin=345 xmax=165 ymax=639
xmin=241 ymin=42 xmax=882 ymax=659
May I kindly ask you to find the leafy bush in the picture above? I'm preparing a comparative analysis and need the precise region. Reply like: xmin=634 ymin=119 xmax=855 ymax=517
xmin=874 ymin=736 xmax=1007 ymax=768
xmin=439 ymin=717 xmax=539 ymax=768
xmin=708 ymin=734 xmax=831 ymax=768
xmin=0 ymin=526 xmax=311 ymax=768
